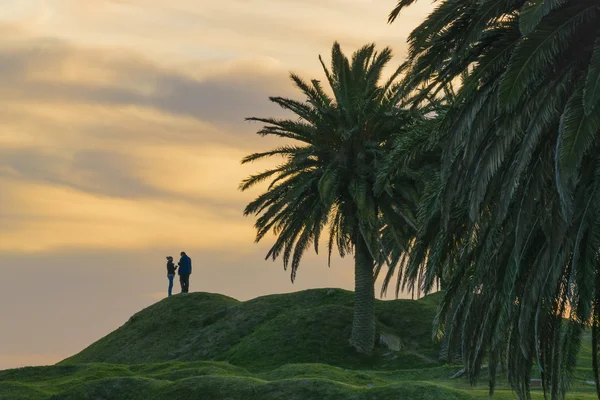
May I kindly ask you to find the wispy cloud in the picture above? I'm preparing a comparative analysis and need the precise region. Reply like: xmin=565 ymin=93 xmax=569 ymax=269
xmin=0 ymin=30 xmax=292 ymax=126
xmin=0 ymin=26 xmax=297 ymax=253
xmin=3 ymin=1 xmax=428 ymax=68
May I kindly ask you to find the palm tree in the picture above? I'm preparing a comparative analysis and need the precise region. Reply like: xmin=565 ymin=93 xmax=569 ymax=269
xmin=387 ymin=0 xmax=600 ymax=398
xmin=240 ymin=42 xmax=429 ymax=354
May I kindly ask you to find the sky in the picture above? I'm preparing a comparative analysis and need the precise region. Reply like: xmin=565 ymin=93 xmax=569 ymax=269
xmin=0 ymin=0 xmax=434 ymax=370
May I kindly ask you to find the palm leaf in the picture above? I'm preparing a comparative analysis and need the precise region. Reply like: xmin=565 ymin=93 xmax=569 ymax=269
xmin=583 ymin=36 xmax=600 ymax=115
xmin=556 ymin=87 xmax=600 ymax=216
xmin=519 ymin=0 xmax=565 ymax=35
xmin=499 ymin=1 xmax=598 ymax=110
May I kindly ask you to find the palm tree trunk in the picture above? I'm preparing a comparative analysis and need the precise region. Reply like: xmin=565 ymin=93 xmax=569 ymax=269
xmin=350 ymin=234 xmax=376 ymax=354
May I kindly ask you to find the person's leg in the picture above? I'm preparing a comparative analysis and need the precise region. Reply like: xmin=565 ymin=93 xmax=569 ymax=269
xmin=168 ymin=275 xmax=174 ymax=296
xmin=179 ymin=275 xmax=185 ymax=293
xmin=184 ymin=274 xmax=190 ymax=293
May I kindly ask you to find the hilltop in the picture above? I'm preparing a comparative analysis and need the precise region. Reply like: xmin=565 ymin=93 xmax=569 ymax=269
xmin=62 ymin=288 xmax=443 ymax=370
xmin=1 ymin=288 xmax=598 ymax=399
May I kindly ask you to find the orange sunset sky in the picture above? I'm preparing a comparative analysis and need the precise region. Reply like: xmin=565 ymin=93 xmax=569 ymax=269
xmin=0 ymin=0 xmax=433 ymax=370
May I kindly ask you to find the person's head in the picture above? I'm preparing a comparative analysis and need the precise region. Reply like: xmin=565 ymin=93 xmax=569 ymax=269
xmin=166 ymin=256 xmax=173 ymax=261
xmin=180 ymin=251 xmax=186 ymax=257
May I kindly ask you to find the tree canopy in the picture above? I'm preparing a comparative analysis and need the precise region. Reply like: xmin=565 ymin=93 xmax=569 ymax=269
xmin=388 ymin=0 xmax=600 ymax=397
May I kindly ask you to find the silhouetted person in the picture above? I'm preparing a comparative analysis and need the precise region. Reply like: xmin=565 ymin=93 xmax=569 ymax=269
xmin=178 ymin=251 xmax=192 ymax=293
xmin=166 ymin=256 xmax=177 ymax=297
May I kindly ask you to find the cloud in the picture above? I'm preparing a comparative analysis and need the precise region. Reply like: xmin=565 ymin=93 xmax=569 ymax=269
xmin=0 ymin=147 xmax=162 ymax=199
xmin=0 ymin=174 xmax=262 ymax=253
xmin=4 ymin=1 xmax=423 ymax=71
xmin=0 ymin=32 xmax=292 ymax=126
xmin=0 ymin=21 xmax=421 ymax=257
xmin=0 ymin=27 xmax=302 ymax=254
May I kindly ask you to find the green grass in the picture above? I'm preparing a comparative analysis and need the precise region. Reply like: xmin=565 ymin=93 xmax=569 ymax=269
xmin=1 ymin=288 xmax=598 ymax=399
xmin=61 ymin=288 xmax=442 ymax=371
xmin=2 ymin=361 xmax=598 ymax=399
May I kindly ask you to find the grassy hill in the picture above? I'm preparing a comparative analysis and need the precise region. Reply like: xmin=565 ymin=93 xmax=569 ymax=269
xmin=1 ymin=288 xmax=598 ymax=399
xmin=62 ymin=288 xmax=443 ymax=370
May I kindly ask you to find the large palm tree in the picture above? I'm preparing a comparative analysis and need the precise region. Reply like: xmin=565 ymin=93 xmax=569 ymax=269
xmin=387 ymin=0 xmax=600 ymax=398
xmin=240 ymin=42 xmax=429 ymax=354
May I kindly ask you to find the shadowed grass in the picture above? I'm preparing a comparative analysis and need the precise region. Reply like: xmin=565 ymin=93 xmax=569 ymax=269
xmin=61 ymin=288 xmax=442 ymax=371
xmin=3 ymin=363 xmax=597 ymax=400
xmin=1 ymin=289 xmax=598 ymax=399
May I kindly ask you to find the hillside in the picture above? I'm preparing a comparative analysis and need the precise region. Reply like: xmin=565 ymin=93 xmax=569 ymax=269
xmin=62 ymin=288 xmax=443 ymax=370
xmin=1 ymin=288 xmax=598 ymax=399
xmin=0 ymin=362 xmax=536 ymax=400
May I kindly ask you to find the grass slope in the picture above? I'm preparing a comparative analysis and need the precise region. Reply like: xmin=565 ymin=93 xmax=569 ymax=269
xmin=2 ymin=362 xmax=597 ymax=399
xmin=62 ymin=288 xmax=442 ymax=371
xmin=1 ymin=288 xmax=597 ymax=399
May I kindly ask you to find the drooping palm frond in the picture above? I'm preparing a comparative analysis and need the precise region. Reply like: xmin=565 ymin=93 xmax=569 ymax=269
xmin=377 ymin=92 xmax=452 ymax=298
xmin=389 ymin=0 xmax=600 ymax=397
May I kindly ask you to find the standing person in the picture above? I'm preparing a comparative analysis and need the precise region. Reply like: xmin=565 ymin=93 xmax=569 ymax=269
xmin=178 ymin=251 xmax=192 ymax=293
xmin=166 ymin=256 xmax=177 ymax=297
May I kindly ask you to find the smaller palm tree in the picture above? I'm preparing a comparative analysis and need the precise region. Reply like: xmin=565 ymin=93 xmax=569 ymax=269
xmin=240 ymin=42 xmax=428 ymax=354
